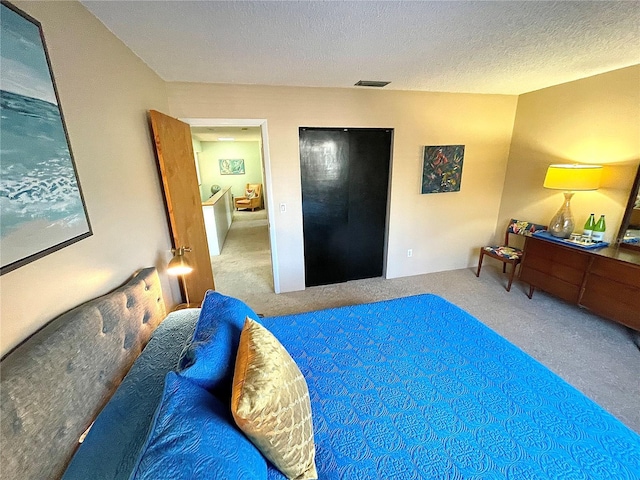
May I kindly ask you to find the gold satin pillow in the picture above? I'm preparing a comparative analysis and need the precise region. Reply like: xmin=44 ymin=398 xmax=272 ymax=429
xmin=231 ymin=318 xmax=317 ymax=480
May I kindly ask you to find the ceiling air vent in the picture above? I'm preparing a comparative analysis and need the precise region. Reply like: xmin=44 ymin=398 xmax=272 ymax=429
xmin=354 ymin=80 xmax=390 ymax=88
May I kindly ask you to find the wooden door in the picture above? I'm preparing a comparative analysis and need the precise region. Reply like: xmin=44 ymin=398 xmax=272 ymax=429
xmin=149 ymin=110 xmax=215 ymax=302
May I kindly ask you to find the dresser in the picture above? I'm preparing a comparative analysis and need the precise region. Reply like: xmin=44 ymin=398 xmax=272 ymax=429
xmin=519 ymin=235 xmax=640 ymax=331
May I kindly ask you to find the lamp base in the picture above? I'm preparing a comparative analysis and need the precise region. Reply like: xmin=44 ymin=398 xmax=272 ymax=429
xmin=548 ymin=192 xmax=574 ymax=238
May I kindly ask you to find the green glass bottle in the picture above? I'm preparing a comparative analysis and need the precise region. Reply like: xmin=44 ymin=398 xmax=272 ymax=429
xmin=592 ymin=215 xmax=606 ymax=242
xmin=583 ymin=213 xmax=596 ymax=238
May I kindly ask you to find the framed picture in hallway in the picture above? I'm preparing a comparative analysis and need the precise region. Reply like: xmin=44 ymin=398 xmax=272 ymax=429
xmin=0 ymin=1 xmax=92 ymax=275
xmin=219 ymin=158 xmax=245 ymax=175
xmin=421 ymin=145 xmax=465 ymax=194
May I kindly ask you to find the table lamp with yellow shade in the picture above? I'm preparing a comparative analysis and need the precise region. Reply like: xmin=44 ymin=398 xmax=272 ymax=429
xmin=543 ymin=164 xmax=603 ymax=238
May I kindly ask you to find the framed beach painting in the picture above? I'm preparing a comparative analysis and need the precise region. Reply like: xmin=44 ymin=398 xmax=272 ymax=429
xmin=219 ymin=158 xmax=245 ymax=175
xmin=421 ymin=145 xmax=465 ymax=194
xmin=0 ymin=1 xmax=92 ymax=275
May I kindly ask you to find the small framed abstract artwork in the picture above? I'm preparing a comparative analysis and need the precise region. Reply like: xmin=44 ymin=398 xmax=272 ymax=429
xmin=1 ymin=1 xmax=92 ymax=275
xmin=219 ymin=158 xmax=245 ymax=175
xmin=421 ymin=145 xmax=465 ymax=194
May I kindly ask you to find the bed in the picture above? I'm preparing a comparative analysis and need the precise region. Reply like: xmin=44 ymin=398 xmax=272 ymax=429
xmin=1 ymin=268 xmax=639 ymax=479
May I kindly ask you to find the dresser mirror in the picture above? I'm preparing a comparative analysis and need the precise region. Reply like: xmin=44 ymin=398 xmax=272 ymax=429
xmin=616 ymin=163 xmax=640 ymax=251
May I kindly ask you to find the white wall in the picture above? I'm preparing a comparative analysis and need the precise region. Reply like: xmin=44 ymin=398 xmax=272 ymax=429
xmin=167 ymin=83 xmax=519 ymax=292
xmin=0 ymin=1 xmax=177 ymax=356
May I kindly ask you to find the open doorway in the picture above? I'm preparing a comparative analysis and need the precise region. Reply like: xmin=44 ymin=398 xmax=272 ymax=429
xmin=185 ymin=119 xmax=279 ymax=296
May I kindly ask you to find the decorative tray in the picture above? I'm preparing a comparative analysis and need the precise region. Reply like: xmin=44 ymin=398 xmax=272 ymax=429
xmin=532 ymin=230 xmax=609 ymax=250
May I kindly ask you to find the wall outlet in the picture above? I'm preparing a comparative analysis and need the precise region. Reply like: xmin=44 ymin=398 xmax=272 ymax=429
xmin=407 ymin=249 xmax=413 ymax=258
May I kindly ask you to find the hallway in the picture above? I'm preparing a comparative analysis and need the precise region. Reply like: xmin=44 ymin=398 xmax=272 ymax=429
xmin=210 ymin=209 xmax=273 ymax=300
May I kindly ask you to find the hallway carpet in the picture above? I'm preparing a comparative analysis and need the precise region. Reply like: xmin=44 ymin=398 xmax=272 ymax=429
xmin=211 ymin=209 xmax=273 ymax=295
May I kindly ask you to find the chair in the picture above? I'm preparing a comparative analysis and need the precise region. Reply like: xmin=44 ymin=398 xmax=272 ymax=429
xmin=476 ymin=219 xmax=547 ymax=292
xmin=234 ymin=183 xmax=262 ymax=211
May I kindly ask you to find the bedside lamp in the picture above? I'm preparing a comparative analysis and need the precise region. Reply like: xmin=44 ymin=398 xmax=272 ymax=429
xmin=167 ymin=246 xmax=193 ymax=305
xmin=543 ymin=164 xmax=602 ymax=238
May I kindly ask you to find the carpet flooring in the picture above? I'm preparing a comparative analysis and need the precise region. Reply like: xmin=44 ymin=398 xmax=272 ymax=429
xmin=211 ymin=210 xmax=640 ymax=434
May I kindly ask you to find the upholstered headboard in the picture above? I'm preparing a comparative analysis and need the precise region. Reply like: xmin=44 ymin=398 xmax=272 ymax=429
xmin=0 ymin=267 xmax=167 ymax=480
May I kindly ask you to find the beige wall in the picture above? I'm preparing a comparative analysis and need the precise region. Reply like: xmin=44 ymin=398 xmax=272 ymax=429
xmin=4 ymin=2 xmax=635 ymax=355
xmin=167 ymin=83 xmax=519 ymax=291
xmin=497 ymin=66 xmax=640 ymax=244
xmin=0 ymin=1 xmax=177 ymax=356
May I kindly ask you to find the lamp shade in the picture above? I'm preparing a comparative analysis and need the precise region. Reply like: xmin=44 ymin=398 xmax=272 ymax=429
xmin=543 ymin=164 xmax=602 ymax=191
xmin=167 ymin=246 xmax=193 ymax=276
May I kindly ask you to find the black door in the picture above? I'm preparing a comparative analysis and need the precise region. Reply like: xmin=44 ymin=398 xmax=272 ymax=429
xmin=300 ymin=128 xmax=392 ymax=287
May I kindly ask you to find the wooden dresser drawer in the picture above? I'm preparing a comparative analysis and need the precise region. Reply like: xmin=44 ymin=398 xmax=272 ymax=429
xmin=524 ymin=237 xmax=590 ymax=270
xmin=580 ymin=275 xmax=640 ymax=330
xmin=521 ymin=252 xmax=586 ymax=286
xmin=579 ymin=256 xmax=640 ymax=330
xmin=520 ymin=237 xmax=589 ymax=302
xmin=520 ymin=267 xmax=581 ymax=303
xmin=520 ymin=235 xmax=640 ymax=331
xmin=588 ymin=256 xmax=640 ymax=289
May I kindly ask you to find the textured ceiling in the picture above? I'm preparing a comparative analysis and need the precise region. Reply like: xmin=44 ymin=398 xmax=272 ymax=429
xmin=82 ymin=1 xmax=640 ymax=95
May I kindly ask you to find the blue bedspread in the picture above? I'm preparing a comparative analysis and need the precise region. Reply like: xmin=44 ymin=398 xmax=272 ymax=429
xmin=65 ymin=294 xmax=640 ymax=479
xmin=261 ymin=294 xmax=640 ymax=479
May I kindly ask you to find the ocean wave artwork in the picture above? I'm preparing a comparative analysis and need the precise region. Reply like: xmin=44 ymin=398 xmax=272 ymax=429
xmin=1 ymin=2 xmax=91 ymax=274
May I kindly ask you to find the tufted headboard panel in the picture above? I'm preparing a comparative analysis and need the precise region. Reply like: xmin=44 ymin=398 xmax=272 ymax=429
xmin=0 ymin=267 xmax=167 ymax=480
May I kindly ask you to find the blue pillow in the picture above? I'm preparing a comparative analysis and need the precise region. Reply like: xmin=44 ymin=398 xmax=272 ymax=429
xmin=177 ymin=291 xmax=259 ymax=397
xmin=130 ymin=372 xmax=267 ymax=480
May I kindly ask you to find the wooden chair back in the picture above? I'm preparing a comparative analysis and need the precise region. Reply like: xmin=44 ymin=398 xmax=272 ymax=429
xmin=504 ymin=219 xmax=546 ymax=246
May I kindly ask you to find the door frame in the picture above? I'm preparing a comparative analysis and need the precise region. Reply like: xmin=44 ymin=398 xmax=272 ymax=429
xmin=181 ymin=118 xmax=280 ymax=294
